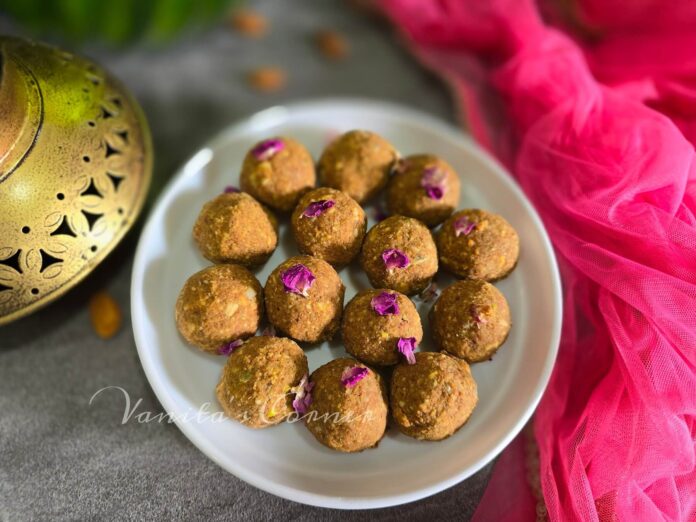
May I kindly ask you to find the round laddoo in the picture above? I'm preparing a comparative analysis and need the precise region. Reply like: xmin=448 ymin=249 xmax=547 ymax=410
xmin=305 ymin=358 xmax=388 ymax=452
xmin=193 ymin=191 xmax=278 ymax=267
xmin=215 ymin=336 xmax=308 ymax=429
xmin=240 ymin=136 xmax=316 ymax=211
xmin=430 ymin=279 xmax=511 ymax=362
xmin=317 ymin=130 xmax=399 ymax=203
xmin=264 ymin=255 xmax=345 ymax=343
xmin=437 ymin=209 xmax=519 ymax=281
xmin=386 ymin=154 xmax=460 ymax=227
xmin=391 ymin=352 xmax=478 ymax=441
xmin=291 ymin=187 xmax=367 ymax=266
xmin=360 ymin=215 xmax=438 ymax=296
xmin=342 ymin=289 xmax=422 ymax=366
xmin=175 ymin=264 xmax=263 ymax=354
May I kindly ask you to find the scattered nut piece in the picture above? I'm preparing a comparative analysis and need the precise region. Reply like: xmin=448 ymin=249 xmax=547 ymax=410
xmin=247 ymin=67 xmax=287 ymax=93
xmin=230 ymin=9 xmax=268 ymax=38
xmin=316 ymin=30 xmax=350 ymax=61
xmin=89 ymin=291 xmax=122 ymax=339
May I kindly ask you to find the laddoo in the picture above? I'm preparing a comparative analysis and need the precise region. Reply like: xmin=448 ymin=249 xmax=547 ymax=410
xmin=341 ymin=289 xmax=422 ymax=366
xmin=386 ymin=154 xmax=460 ymax=227
xmin=290 ymin=187 xmax=367 ymax=266
xmin=391 ymin=352 xmax=478 ymax=441
xmin=317 ymin=130 xmax=398 ymax=203
xmin=175 ymin=264 xmax=263 ymax=354
xmin=304 ymin=358 xmax=388 ymax=452
xmin=240 ymin=136 xmax=316 ymax=211
xmin=430 ymin=279 xmax=511 ymax=362
xmin=360 ymin=215 xmax=438 ymax=295
xmin=193 ymin=191 xmax=278 ymax=267
xmin=437 ymin=209 xmax=519 ymax=281
xmin=264 ymin=255 xmax=345 ymax=343
xmin=215 ymin=336 xmax=308 ymax=428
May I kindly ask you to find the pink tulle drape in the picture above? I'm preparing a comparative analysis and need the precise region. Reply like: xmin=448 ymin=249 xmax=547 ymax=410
xmin=379 ymin=1 xmax=696 ymax=520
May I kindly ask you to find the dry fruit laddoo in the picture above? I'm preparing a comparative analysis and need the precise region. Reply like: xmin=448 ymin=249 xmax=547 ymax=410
xmin=430 ymin=279 xmax=511 ymax=362
xmin=341 ymin=289 xmax=422 ymax=366
xmin=360 ymin=215 xmax=438 ymax=295
xmin=390 ymin=352 xmax=478 ymax=441
xmin=193 ymin=191 xmax=278 ymax=267
xmin=215 ymin=336 xmax=308 ymax=428
xmin=304 ymin=358 xmax=388 ymax=452
xmin=386 ymin=154 xmax=460 ymax=227
xmin=240 ymin=136 xmax=315 ymax=211
xmin=175 ymin=264 xmax=263 ymax=354
xmin=317 ymin=130 xmax=398 ymax=203
xmin=290 ymin=187 xmax=367 ymax=266
xmin=436 ymin=209 xmax=519 ymax=281
xmin=264 ymin=255 xmax=345 ymax=343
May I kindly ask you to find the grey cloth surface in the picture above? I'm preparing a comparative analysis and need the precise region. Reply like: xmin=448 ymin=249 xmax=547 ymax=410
xmin=0 ymin=1 xmax=493 ymax=520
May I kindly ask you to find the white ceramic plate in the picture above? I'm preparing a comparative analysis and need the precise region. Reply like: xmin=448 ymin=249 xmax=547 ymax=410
xmin=131 ymin=99 xmax=562 ymax=509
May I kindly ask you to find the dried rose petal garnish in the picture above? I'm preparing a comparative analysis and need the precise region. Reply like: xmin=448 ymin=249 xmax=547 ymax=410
xmin=381 ymin=248 xmax=410 ymax=270
xmin=218 ymin=339 xmax=243 ymax=356
xmin=302 ymin=199 xmax=335 ymax=218
xmin=370 ymin=291 xmax=400 ymax=316
xmin=420 ymin=166 xmax=446 ymax=200
xmin=252 ymin=138 xmax=284 ymax=161
xmin=391 ymin=158 xmax=409 ymax=176
xmin=470 ymin=304 xmax=489 ymax=326
xmin=280 ymin=264 xmax=316 ymax=297
xmin=397 ymin=337 xmax=417 ymax=365
xmin=261 ymin=324 xmax=276 ymax=337
xmin=373 ymin=205 xmax=389 ymax=222
xmin=224 ymin=185 xmax=241 ymax=194
xmin=454 ymin=216 xmax=477 ymax=237
xmin=291 ymin=374 xmax=314 ymax=415
xmin=341 ymin=366 xmax=369 ymax=388
xmin=418 ymin=282 xmax=439 ymax=303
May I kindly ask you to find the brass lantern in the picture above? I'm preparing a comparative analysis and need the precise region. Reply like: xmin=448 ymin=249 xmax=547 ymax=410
xmin=0 ymin=37 xmax=153 ymax=325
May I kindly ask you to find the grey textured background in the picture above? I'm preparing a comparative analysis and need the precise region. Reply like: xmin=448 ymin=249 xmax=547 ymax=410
xmin=0 ymin=1 xmax=493 ymax=519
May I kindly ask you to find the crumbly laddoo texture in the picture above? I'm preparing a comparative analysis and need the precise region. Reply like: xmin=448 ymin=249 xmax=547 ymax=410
xmin=430 ymin=279 xmax=511 ymax=362
xmin=342 ymin=289 xmax=422 ymax=366
xmin=391 ymin=352 xmax=478 ymax=441
xmin=437 ymin=209 xmax=520 ymax=281
xmin=264 ymin=255 xmax=345 ymax=342
xmin=215 ymin=336 xmax=308 ymax=429
xmin=193 ymin=192 xmax=278 ymax=267
xmin=305 ymin=358 xmax=388 ymax=452
xmin=290 ymin=187 xmax=367 ymax=266
xmin=175 ymin=264 xmax=264 ymax=354
xmin=317 ymin=130 xmax=399 ymax=203
xmin=240 ymin=136 xmax=316 ymax=211
xmin=360 ymin=215 xmax=438 ymax=296
xmin=385 ymin=154 xmax=461 ymax=227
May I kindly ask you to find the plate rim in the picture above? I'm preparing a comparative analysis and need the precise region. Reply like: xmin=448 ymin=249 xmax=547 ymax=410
xmin=131 ymin=97 xmax=562 ymax=510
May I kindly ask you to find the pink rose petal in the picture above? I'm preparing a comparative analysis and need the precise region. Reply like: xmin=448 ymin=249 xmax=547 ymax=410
xmin=370 ymin=291 xmax=400 ymax=316
xmin=291 ymin=374 xmax=314 ymax=415
xmin=420 ymin=166 xmax=447 ymax=200
xmin=454 ymin=216 xmax=477 ymax=237
xmin=280 ymin=264 xmax=316 ymax=297
xmin=372 ymin=205 xmax=389 ymax=222
xmin=381 ymin=248 xmax=410 ymax=270
xmin=252 ymin=138 xmax=284 ymax=161
xmin=397 ymin=337 xmax=417 ymax=365
xmin=470 ymin=304 xmax=489 ymax=326
xmin=302 ymin=199 xmax=335 ymax=218
xmin=218 ymin=339 xmax=243 ymax=356
xmin=261 ymin=324 xmax=276 ymax=337
xmin=341 ymin=366 xmax=369 ymax=388
xmin=418 ymin=282 xmax=440 ymax=303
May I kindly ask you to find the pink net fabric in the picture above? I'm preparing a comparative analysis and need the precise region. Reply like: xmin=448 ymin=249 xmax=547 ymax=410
xmin=379 ymin=1 xmax=696 ymax=520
